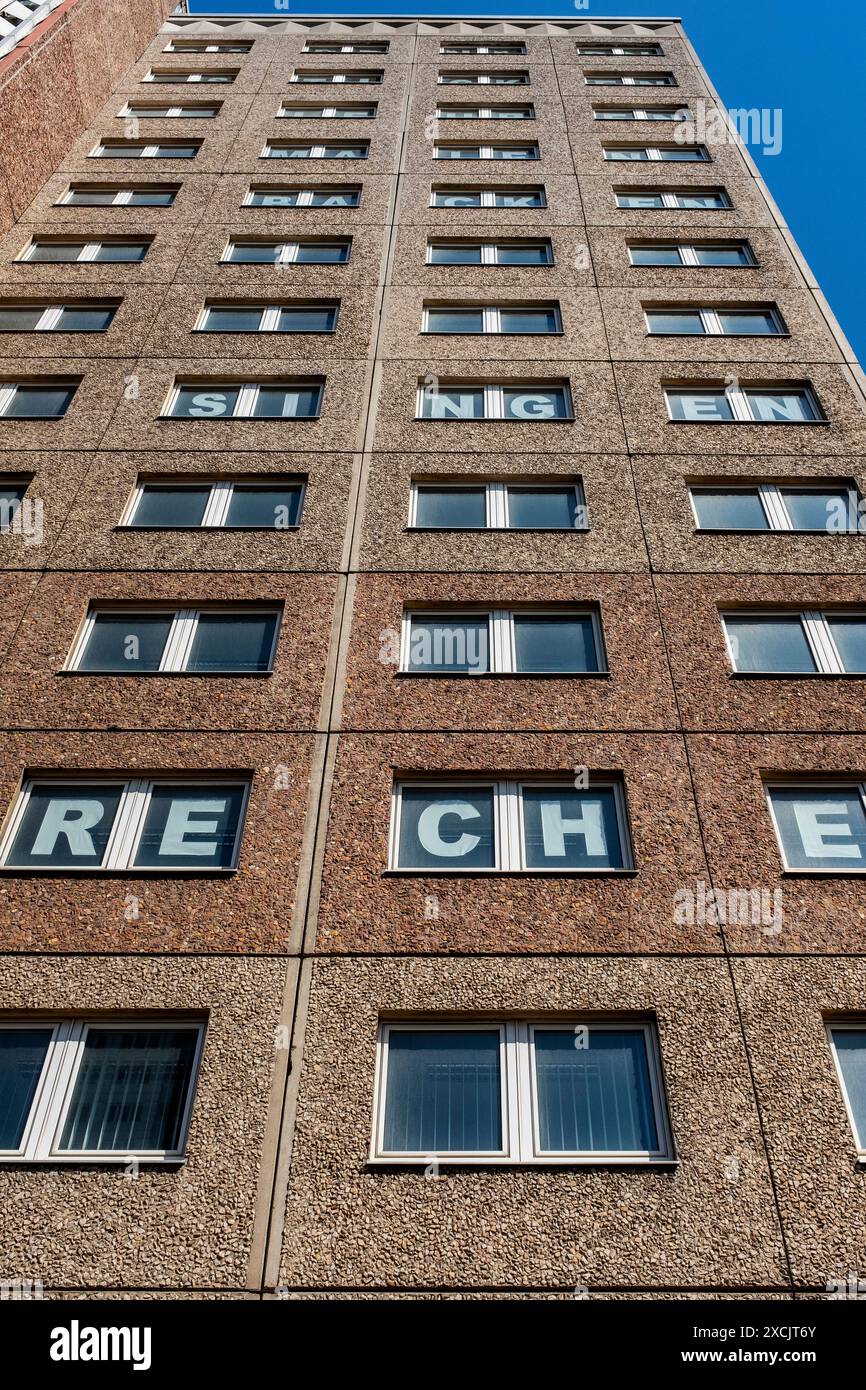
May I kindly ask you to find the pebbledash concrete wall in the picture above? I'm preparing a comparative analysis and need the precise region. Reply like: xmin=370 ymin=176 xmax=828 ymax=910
xmin=0 ymin=11 xmax=864 ymax=1298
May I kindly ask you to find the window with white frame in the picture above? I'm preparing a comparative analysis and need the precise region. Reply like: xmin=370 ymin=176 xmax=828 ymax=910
xmin=400 ymin=608 xmax=604 ymax=674
xmin=765 ymin=783 xmax=866 ymax=872
xmin=243 ymin=185 xmax=360 ymax=207
xmin=303 ymin=40 xmax=388 ymax=53
xmin=118 ymin=103 xmax=220 ymax=119
xmin=222 ymin=238 xmax=350 ymax=264
xmin=61 ymin=185 xmax=179 ymax=207
xmin=433 ymin=142 xmax=539 ymax=161
xmin=164 ymin=39 xmax=252 ymax=52
xmin=0 ymin=480 xmax=28 ymax=531
xmin=438 ymin=70 xmax=529 ymax=86
xmin=629 ymin=241 xmax=755 ymax=266
xmin=604 ymin=144 xmax=709 ymax=162
xmin=0 ymin=1018 xmax=205 ymax=1163
xmin=828 ymin=1024 xmax=866 ymax=1156
xmin=21 ymin=240 xmax=150 ymax=263
xmin=440 ymin=42 xmax=527 ymax=54
xmin=417 ymin=380 xmax=572 ymax=421
xmin=121 ymin=477 xmax=305 ymax=529
xmin=594 ymin=106 xmax=687 ymax=122
xmin=409 ymin=479 xmax=587 ymax=530
xmin=289 ymin=69 xmax=383 ymax=84
xmin=164 ymin=379 xmax=324 ymax=419
xmin=689 ymin=481 xmax=860 ymax=533
xmin=436 ymin=104 xmax=534 ymax=120
xmin=666 ymin=383 xmax=824 ymax=425
xmin=0 ymin=776 xmax=250 ymax=871
xmin=277 ymin=103 xmax=376 ymax=118
xmin=196 ymin=301 xmax=339 ymax=333
xmin=616 ymin=188 xmax=730 ymax=209
xmin=427 ymin=238 xmax=553 ymax=265
xmin=0 ymin=302 xmax=117 ymax=332
xmin=371 ymin=1020 xmax=672 ymax=1164
xmin=262 ymin=141 xmax=368 ymax=160
xmin=646 ymin=305 xmax=785 ymax=336
xmin=90 ymin=141 xmax=200 ymax=159
xmin=144 ymin=69 xmax=237 ymax=84
xmin=430 ymin=186 xmax=545 ymax=208
xmin=67 ymin=605 xmax=281 ymax=675
xmin=722 ymin=609 xmax=866 ymax=675
xmin=577 ymin=43 xmax=664 ymax=55
xmin=585 ymin=71 xmax=676 ymax=86
xmin=389 ymin=778 xmax=632 ymax=872
xmin=423 ymin=302 xmax=561 ymax=334
xmin=0 ymin=380 xmax=79 ymax=418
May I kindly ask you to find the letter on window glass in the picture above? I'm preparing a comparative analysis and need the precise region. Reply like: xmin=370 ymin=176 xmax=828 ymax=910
xmin=417 ymin=800 xmax=482 ymax=858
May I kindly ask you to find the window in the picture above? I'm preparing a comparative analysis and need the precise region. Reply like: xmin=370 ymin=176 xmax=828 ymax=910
xmin=277 ymin=104 xmax=376 ymax=118
xmin=389 ymin=779 xmax=632 ymax=872
xmin=91 ymin=142 xmax=200 ymax=159
xmin=577 ymin=43 xmax=664 ymax=55
xmin=119 ymin=103 xmax=219 ymax=119
xmin=604 ymin=144 xmax=709 ymax=162
xmin=164 ymin=379 xmax=324 ymax=419
xmin=585 ymin=71 xmax=676 ymax=86
xmin=430 ymin=186 xmax=545 ymax=208
xmin=434 ymin=143 xmax=539 ymax=161
xmin=222 ymin=239 xmax=350 ymax=264
xmin=21 ymin=240 xmax=150 ymax=264
xmin=401 ymin=608 xmax=603 ymax=674
xmin=0 ymin=302 xmax=117 ymax=332
xmin=666 ymin=383 xmax=823 ymax=424
xmin=436 ymin=104 xmax=534 ymax=120
xmin=0 ymin=381 xmax=78 ymax=418
xmin=427 ymin=239 xmax=552 ymax=266
xmin=196 ymin=301 xmax=338 ymax=332
xmin=828 ymin=1025 xmax=866 ymax=1155
xmin=303 ymin=41 xmax=389 ymax=53
xmin=67 ymin=606 xmax=280 ymax=674
xmin=438 ymin=70 xmax=530 ymax=86
xmin=61 ymin=185 xmax=178 ymax=207
xmin=289 ymin=69 xmax=383 ymax=84
xmin=121 ymin=478 xmax=305 ymax=529
xmin=629 ymin=241 xmax=755 ymax=266
xmin=722 ymin=610 xmax=866 ymax=675
xmin=144 ymin=69 xmax=237 ymax=84
xmin=765 ymin=783 xmax=866 ymax=872
xmin=417 ymin=380 xmax=572 ymax=421
xmin=440 ymin=42 xmax=527 ymax=54
xmin=409 ymin=480 xmax=587 ymax=530
xmin=646 ymin=305 xmax=785 ymax=336
xmin=689 ymin=482 xmax=860 ymax=533
xmin=165 ymin=39 xmax=252 ymax=53
xmin=371 ymin=1021 xmax=671 ymax=1164
xmin=263 ymin=142 xmax=368 ymax=160
xmin=616 ymin=188 xmax=730 ymax=210
xmin=243 ymin=185 xmax=360 ymax=207
xmin=0 ymin=1019 xmax=204 ymax=1162
xmin=0 ymin=776 xmax=250 ymax=871
xmin=423 ymin=302 xmax=561 ymax=334
xmin=594 ymin=106 xmax=687 ymax=122
xmin=0 ymin=482 xmax=27 ymax=531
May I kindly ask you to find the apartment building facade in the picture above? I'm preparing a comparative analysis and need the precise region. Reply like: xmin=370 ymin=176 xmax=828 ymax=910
xmin=0 ymin=9 xmax=865 ymax=1300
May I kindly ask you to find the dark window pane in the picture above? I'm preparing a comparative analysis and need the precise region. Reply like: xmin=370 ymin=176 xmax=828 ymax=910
xmin=252 ymin=384 xmax=321 ymax=417
xmin=6 ymin=784 xmax=124 ymax=868
xmin=535 ymin=1030 xmax=658 ymax=1153
xmin=630 ymin=245 xmax=683 ymax=265
xmin=59 ymin=1029 xmax=198 ymax=1153
xmin=826 ymin=618 xmax=866 ymax=674
xmin=96 ymin=145 xmax=145 ymax=158
xmin=0 ymin=1029 xmax=53 ymax=1149
xmin=133 ymin=783 xmax=247 ymax=869
xmin=128 ymin=189 xmax=176 ymax=206
xmin=521 ymin=786 xmax=623 ymax=868
xmin=171 ymin=385 xmax=241 ymax=418
xmin=6 ymin=384 xmax=75 ymax=417
xmin=0 ymin=306 xmax=44 ymax=330
xmin=434 ymin=191 xmax=482 ymax=206
xmin=93 ymin=244 xmax=148 ymax=262
xmin=677 ymin=192 xmax=725 ymax=208
xmin=426 ymin=308 xmax=484 ymax=333
xmin=77 ymin=613 xmax=173 ymax=672
xmin=227 ymin=243 xmax=281 ymax=263
xmin=724 ymin=615 xmax=816 ymax=673
xmin=276 ymin=305 xmax=337 ymax=331
xmin=414 ymin=486 xmax=486 ymax=528
xmin=647 ymin=310 xmax=705 ymax=334
xmin=695 ymin=244 xmax=750 ymax=265
xmin=407 ymin=615 xmax=489 ymax=673
xmin=617 ymin=194 xmax=664 ymax=208
xmin=506 ymin=487 xmax=577 ymax=529
xmin=831 ymin=1031 xmax=866 ymax=1147
xmin=397 ymin=785 xmax=495 ymax=869
xmin=718 ymin=310 xmax=780 ymax=336
xmin=382 ymin=1030 xmax=502 ymax=1153
xmin=186 ymin=612 xmax=278 ymax=673
xmin=781 ymin=488 xmax=857 ymax=533
xmin=690 ymin=488 xmax=768 ymax=530
xmin=429 ymin=244 xmax=483 ymax=264
xmin=295 ymin=243 xmax=349 ymax=262
xmin=499 ymin=308 xmax=558 ymax=333
xmin=224 ymin=485 xmax=302 ymax=528
xmin=310 ymin=189 xmax=358 ymax=205
xmin=496 ymin=243 xmax=550 ymax=264
xmin=769 ymin=786 xmax=866 ymax=870
xmin=513 ymin=615 xmax=599 ymax=672
xmin=154 ymin=146 xmax=198 ymax=158
xmin=0 ymin=485 xmax=25 ymax=530
xmin=27 ymin=244 xmax=85 ymax=262
xmin=54 ymin=306 xmax=115 ymax=331
xmin=66 ymin=189 xmax=117 ymax=205
xmin=202 ymin=306 xmax=263 ymax=332
xmin=132 ymin=485 xmax=210 ymax=527
xmin=248 ymin=190 xmax=299 ymax=206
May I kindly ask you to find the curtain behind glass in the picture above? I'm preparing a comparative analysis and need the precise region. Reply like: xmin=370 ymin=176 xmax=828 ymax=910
xmin=59 ymin=1029 xmax=198 ymax=1152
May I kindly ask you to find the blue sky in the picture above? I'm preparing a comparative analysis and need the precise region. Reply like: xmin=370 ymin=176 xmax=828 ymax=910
xmin=185 ymin=0 xmax=866 ymax=360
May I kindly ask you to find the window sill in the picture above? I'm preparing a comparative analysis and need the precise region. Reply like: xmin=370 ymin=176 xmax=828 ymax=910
xmin=155 ymin=415 xmax=322 ymax=422
xmin=413 ymin=416 xmax=575 ymax=424
xmin=57 ymin=669 xmax=275 ymax=678
xmin=779 ymin=869 xmax=866 ymax=878
xmin=394 ymin=670 xmax=610 ymax=679
xmin=646 ymin=332 xmax=791 ymax=341
xmin=366 ymin=1155 xmax=677 ymax=1169
xmin=691 ymin=527 xmax=858 ymax=536
xmin=419 ymin=330 xmax=565 ymax=338
xmin=729 ymin=671 xmax=866 ymax=680
xmin=668 ymin=419 xmax=828 ymax=427
xmin=114 ymin=524 xmax=302 ymax=533
xmin=383 ymin=867 xmax=638 ymax=878
xmin=0 ymin=1156 xmax=187 ymax=1167
xmin=0 ymin=867 xmax=239 ymax=877
xmin=405 ymin=526 xmax=589 ymax=534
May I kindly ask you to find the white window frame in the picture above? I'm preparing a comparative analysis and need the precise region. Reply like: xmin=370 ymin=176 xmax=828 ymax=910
xmin=415 ymin=380 xmax=573 ymax=421
xmin=399 ymin=607 xmax=604 ymax=674
xmin=90 ymin=142 xmax=199 ymax=159
xmin=645 ymin=305 xmax=784 ymax=336
xmin=425 ymin=239 xmax=553 ymax=266
xmin=439 ymin=43 xmax=527 ymax=54
xmin=0 ymin=1018 xmax=206 ymax=1164
xmin=59 ymin=186 xmax=178 ymax=207
xmin=0 ymin=303 xmax=115 ymax=332
xmin=117 ymin=103 xmax=219 ymax=119
xmin=120 ymin=477 xmax=306 ymax=529
xmin=162 ymin=379 xmax=324 ymax=419
xmin=577 ymin=44 xmax=664 ymax=56
xmin=665 ymin=384 xmax=823 ymax=425
xmin=827 ymin=1022 xmax=866 ymax=1156
xmin=585 ymin=72 xmax=676 ymax=86
xmin=615 ymin=189 xmax=731 ymax=210
xmin=262 ymin=142 xmax=368 ymax=161
xmin=242 ymin=186 xmax=360 ymax=208
xmin=603 ymin=144 xmax=709 ymax=161
xmin=164 ymin=40 xmax=252 ymax=53
xmin=20 ymin=240 xmax=149 ymax=264
xmin=277 ymin=103 xmax=376 ymax=119
xmin=388 ymin=778 xmax=632 ymax=873
xmin=370 ymin=1019 xmax=672 ymax=1165
xmin=435 ymin=105 xmax=534 ymax=120
xmin=429 ymin=187 xmax=546 ymax=208
xmin=437 ymin=71 xmax=530 ymax=85
xmin=688 ymin=482 xmax=859 ymax=533
xmin=408 ymin=479 xmax=588 ymax=530
xmin=721 ymin=609 xmax=866 ymax=675
xmin=628 ymin=241 xmax=755 ymax=266
xmin=66 ymin=605 xmax=282 ymax=674
xmin=221 ymin=238 xmax=351 ymax=264
xmin=421 ymin=303 xmax=561 ymax=335
xmin=0 ymin=776 xmax=251 ymax=872
xmin=593 ymin=107 xmax=688 ymax=121
xmin=765 ymin=780 xmax=866 ymax=875
xmin=0 ymin=381 xmax=76 ymax=417
xmin=303 ymin=41 xmax=389 ymax=53
xmin=288 ymin=69 xmax=383 ymax=84
xmin=433 ymin=143 xmax=539 ymax=161
xmin=143 ymin=70 xmax=235 ymax=84
xmin=195 ymin=301 xmax=339 ymax=333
